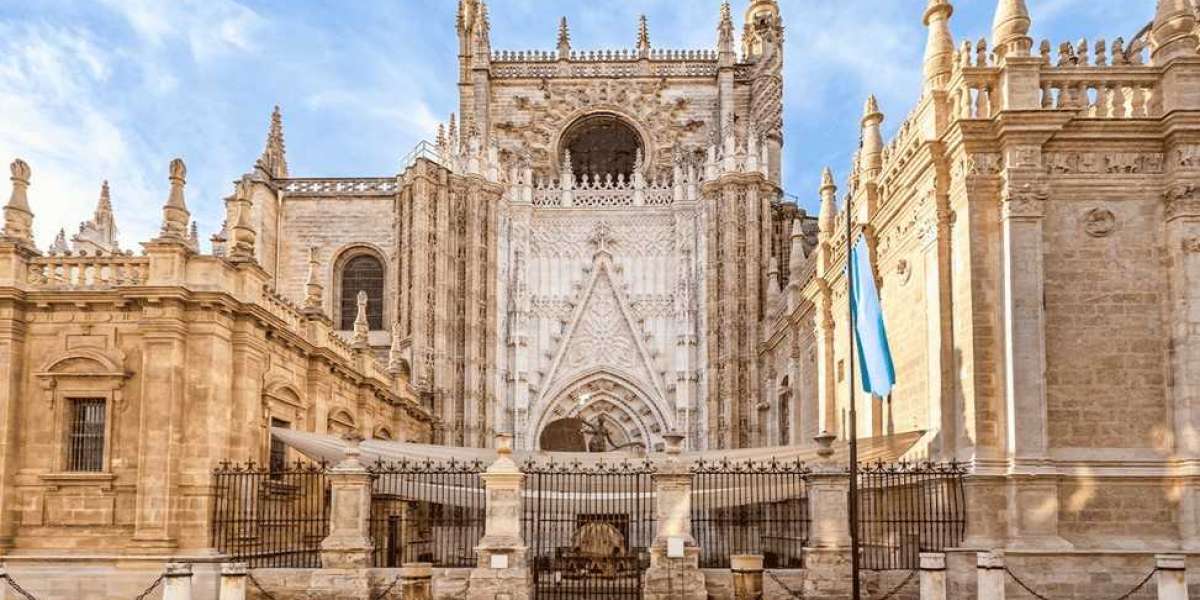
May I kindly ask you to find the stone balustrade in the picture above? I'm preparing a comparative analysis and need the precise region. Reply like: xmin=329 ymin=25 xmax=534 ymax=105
xmin=260 ymin=285 xmax=306 ymax=333
xmin=26 ymin=251 xmax=149 ymax=288
xmin=1038 ymin=71 xmax=1160 ymax=118
xmin=278 ymin=177 xmax=399 ymax=196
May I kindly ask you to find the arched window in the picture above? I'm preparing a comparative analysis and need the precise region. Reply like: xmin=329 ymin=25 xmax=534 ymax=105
xmin=560 ymin=113 xmax=644 ymax=181
xmin=339 ymin=254 xmax=384 ymax=330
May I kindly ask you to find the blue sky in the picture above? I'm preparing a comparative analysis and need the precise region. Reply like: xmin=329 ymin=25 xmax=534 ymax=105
xmin=1 ymin=0 xmax=1152 ymax=249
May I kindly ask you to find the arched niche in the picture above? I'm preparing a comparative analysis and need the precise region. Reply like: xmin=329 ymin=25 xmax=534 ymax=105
xmin=35 ymin=348 xmax=131 ymax=475
xmin=557 ymin=112 xmax=646 ymax=182
xmin=331 ymin=243 xmax=389 ymax=332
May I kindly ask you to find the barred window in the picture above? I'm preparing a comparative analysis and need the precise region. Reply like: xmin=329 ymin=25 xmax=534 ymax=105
xmin=339 ymin=255 xmax=384 ymax=330
xmin=67 ymin=398 xmax=106 ymax=472
xmin=269 ymin=417 xmax=290 ymax=477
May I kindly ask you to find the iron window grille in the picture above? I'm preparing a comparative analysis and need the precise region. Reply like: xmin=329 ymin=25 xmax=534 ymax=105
xmin=66 ymin=398 xmax=106 ymax=472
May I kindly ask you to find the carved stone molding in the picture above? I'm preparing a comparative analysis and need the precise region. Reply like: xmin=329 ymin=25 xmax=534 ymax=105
xmin=1176 ymin=145 xmax=1200 ymax=169
xmin=1164 ymin=184 xmax=1200 ymax=220
xmin=1045 ymin=152 xmax=1164 ymax=175
xmin=1001 ymin=182 xmax=1050 ymax=220
xmin=1083 ymin=208 xmax=1118 ymax=238
xmin=1183 ymin=237 xmax=1200 ymax=254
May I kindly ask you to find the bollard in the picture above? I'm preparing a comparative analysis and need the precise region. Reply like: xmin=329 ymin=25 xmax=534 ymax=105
xmin=1155 ymin=554 xmax=1186 ymax=600
xmin=401 ymin=562 xmax=433 ymax=600
xmin=219 ymin=563 xmax=247 ymax=600
xmin=731 ymin=554 xmax=764 ymax=600
xmin=976 ymin=551 xmax=1005 ymax=600
xmin=163 ymin=563 xmax=193 ymax=600
xmin=919 ymin=552 xmax=946 ymax=600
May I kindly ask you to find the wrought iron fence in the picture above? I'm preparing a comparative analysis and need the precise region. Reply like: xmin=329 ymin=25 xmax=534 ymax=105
xmin=522 ymin=459 xmax=656 ymax=600
xmin=368 ymin=458 xmax=487 ymax=568
xmin=857 ymin=461 xmax=967 ymax=570
xmin=690 ymin=458 xmax=810 ymax=569
xmin=210 ymin=461 xmax=330 ymax=568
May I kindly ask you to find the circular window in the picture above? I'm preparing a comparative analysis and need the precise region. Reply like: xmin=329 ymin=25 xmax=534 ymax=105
xmin=559 ymin=114 xmax=644 ymax=181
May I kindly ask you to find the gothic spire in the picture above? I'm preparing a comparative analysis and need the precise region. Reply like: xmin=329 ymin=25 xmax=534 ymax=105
xmin=818 ymin=167 xmax=837 ymax=238
xmin=923 ymin=0 xmax=955 ymax=93
xmin=73 ymin=180 xmax=119 ymax=253
xmin=991 ymin=0 xmax=1032 ymax=60
xmin=1152 ymin=0 xmax=1200 ymax=63
xmin=557 ymin=17 xmax=571 ymax=59
xmin=96 ymin=180 xmax=112 ymax=219
xmin=160 ymin=158 xmax=190 ymax=240
xmin=718 ymin=2 xmax=736 ymax=60
xmin=256 ymin=105 xmax=288 ymax=179
xmin=636 ymin=15 xmax=651 ymax=57
xmin=860 ymin=96 xmax=885 ymax=180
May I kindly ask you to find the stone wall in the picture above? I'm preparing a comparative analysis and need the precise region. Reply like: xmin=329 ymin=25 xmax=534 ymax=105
xmin=244 ymin=568 xmax=471 ymax=600
xmin=0 ymin=559 xmax=221 ymax=600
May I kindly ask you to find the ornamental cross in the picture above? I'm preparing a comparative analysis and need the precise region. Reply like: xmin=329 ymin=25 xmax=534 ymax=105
xmin=589 ymin=221 xmax=616 ymax=256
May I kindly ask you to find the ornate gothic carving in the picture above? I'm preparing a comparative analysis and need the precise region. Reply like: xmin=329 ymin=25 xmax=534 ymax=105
xmin=1044 ymin=152 xmax=1164 ymax=175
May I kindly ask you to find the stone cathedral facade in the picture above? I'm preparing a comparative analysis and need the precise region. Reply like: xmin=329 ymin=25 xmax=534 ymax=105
xmin=3 ymin=0 xmax=1200 ymax=593
xmin=239 ymin=0 xmax=797 ymax=453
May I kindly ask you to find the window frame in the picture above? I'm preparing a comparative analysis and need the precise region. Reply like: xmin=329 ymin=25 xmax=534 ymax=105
xmin=333 ymin=246 xmax=389 ymax=332
xmin=36 ymin=350 xmax=128 ymax=478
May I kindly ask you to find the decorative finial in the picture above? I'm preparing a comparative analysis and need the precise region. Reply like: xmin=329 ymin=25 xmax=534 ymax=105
xmin=352 ymin=290 xmax=370 ymax=347
xmin=636 ymin=15 xmax=651 ymax=56
xmin=3 ymin=159 xmax=34 ymax=248
xmin=557 ymin=16 xmax=571 ymax=58
xmin=818 ymin=167 xmax=837 ymax=237
xmin=228 ymin=176 xmax=257 ymax=262
xmin=991 ymin=0 xmax=1032 ymax=60
xmin=860 ymin=96 xmax=885 ymax=179
xmin=388 ymin=320 xmax=404 ymax=373
xmin=1152 ymin=0 xmax=1199 ymax=64
xmin=256 ymin=105 xmax=288 ymax=179
xmin=159 ymin=158 xmax=190 ymax=240
xmin=188 ymin=220 xmax=199 ymax=250
xmin=923 ymin=0 xmax=955 ymax=93
xmin=718 ymin=2 xmax=735 ymax=59
xmin=304 ymin=246 xmax=324 ymax=312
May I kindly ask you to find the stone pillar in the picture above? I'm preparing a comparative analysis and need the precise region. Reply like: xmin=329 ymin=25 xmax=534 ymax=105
xmin=163 ymin=563 xmax=193 ymax=600
xmin=644 ymin=432 xmax=705 ymax=600
xmin=468 ymin=433 xmax=530 ymax=600
xmin=402 ymin=563 xmax=433 ymax=600
xmin=919 ymin=552 xmax=946 ymax=600
xmin=731 ymin=554 xmax=764 ymax=600
xmin=976 ymin=551 xmax=1005 ymax=600
xmin=1156 ymin=554 xmax=1187 ymax=600
xmin=1164 ymin=183 xmax=1200 ymax=549
xmin=801 ymin=433 xmax=852 ymax=599
xmin=320 ymin=438 xmax=374 ymax=569
xmin=218 ymin=563 xmax=247 ymax=600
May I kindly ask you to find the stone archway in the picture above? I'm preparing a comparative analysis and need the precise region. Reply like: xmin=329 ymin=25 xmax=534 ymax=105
xmin=530 ymin=371 xmax=670 ymax=453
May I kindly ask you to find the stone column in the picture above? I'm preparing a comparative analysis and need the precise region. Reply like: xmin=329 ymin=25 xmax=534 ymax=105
xmin=401 ymin=563 xmax=433 ymax=600
xmin=731 ymin=554 xmax=764 ymax=600
xmin=802 ymin=433 xmax=852 ymax=599
xmin=320 ymin=437 xmax=374 ymax=569
xmin=1156 ymin=554 xmax=1187 ymax=600
xmin=163 ymin=563 xmax=193 ymax=600
xmin=468 ymin=433 xmax=530 ymax=600
xmin=976 ymin=551 xmax=1005 ymax=600
xmin=218 ymin=563 xmax=247 ymax=600
xmin=644 ymin=432 xmax=705 ymax=600
xmin=918 ymin=552 xmax=946 ymax=600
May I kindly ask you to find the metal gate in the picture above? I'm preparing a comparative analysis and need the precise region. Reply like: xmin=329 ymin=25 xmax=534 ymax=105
xmin=522 ymin=460 xmax=655 ymax=600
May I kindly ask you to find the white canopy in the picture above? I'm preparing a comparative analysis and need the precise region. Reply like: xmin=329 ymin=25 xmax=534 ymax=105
xmin=271 ymin=428 xmax=922 ymax=511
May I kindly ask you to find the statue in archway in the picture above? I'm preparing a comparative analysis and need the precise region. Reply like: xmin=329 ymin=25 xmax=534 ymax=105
xmin=538 ymin=414 xmax=646 ymax=453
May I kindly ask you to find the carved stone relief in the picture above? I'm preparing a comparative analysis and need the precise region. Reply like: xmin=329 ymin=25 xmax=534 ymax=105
xmin=1083 ymin=208 xmax=1118 ymax=238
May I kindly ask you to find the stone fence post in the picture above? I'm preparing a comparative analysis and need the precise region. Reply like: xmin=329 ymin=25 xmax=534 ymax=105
xmin=976 ymin=551 xmax=1005 ymax=600
xmin=919 ymin=552 xmax=945 ymax=600
xmin=731 ymin=554 xmax=764 ymax=600
xmin=320 ymin=436 xmax=374 ymax=568
xmin=218 ymin=563 xmax=247 ymax=600
xmin=163 ymin=563 xmax=193 ymax=600
xmin=644 ymin=432 xmax=705 ymax=600
xmin=1156 ymin=554 xmax=1187 ymax=600
xmin=402 ymin=563 xmax=433 ymax=600
xmin=468 ymin=433 xmax=530 ymax=600
xmin=802 ymin=433 xmax=852 ymax=598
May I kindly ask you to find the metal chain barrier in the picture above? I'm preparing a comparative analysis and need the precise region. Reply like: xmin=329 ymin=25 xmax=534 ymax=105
xmin=247 ymin=571 xmax=282 ymax=600
xmin=131 ymin=574 xmax=164 ymax=600
xmin=765 ymin=570 xmax=805 ymax=600
xmin=369 ymin=574 xmax=403 ymax=600
xmin=872 ymin=570 xmax=917 ymax=600
xmin=0 ymin=573 xmax=40 ymax=600
xmin=1004 ymin=566 xmax=1158 ymax=600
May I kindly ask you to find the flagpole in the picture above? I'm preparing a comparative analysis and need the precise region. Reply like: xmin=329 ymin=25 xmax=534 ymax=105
xmin=846 ymin=199 xmax=861 ymax=600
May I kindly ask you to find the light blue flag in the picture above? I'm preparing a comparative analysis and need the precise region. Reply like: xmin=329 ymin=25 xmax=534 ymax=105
xmin=849 ymin=239 xmax=896 ymax=397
